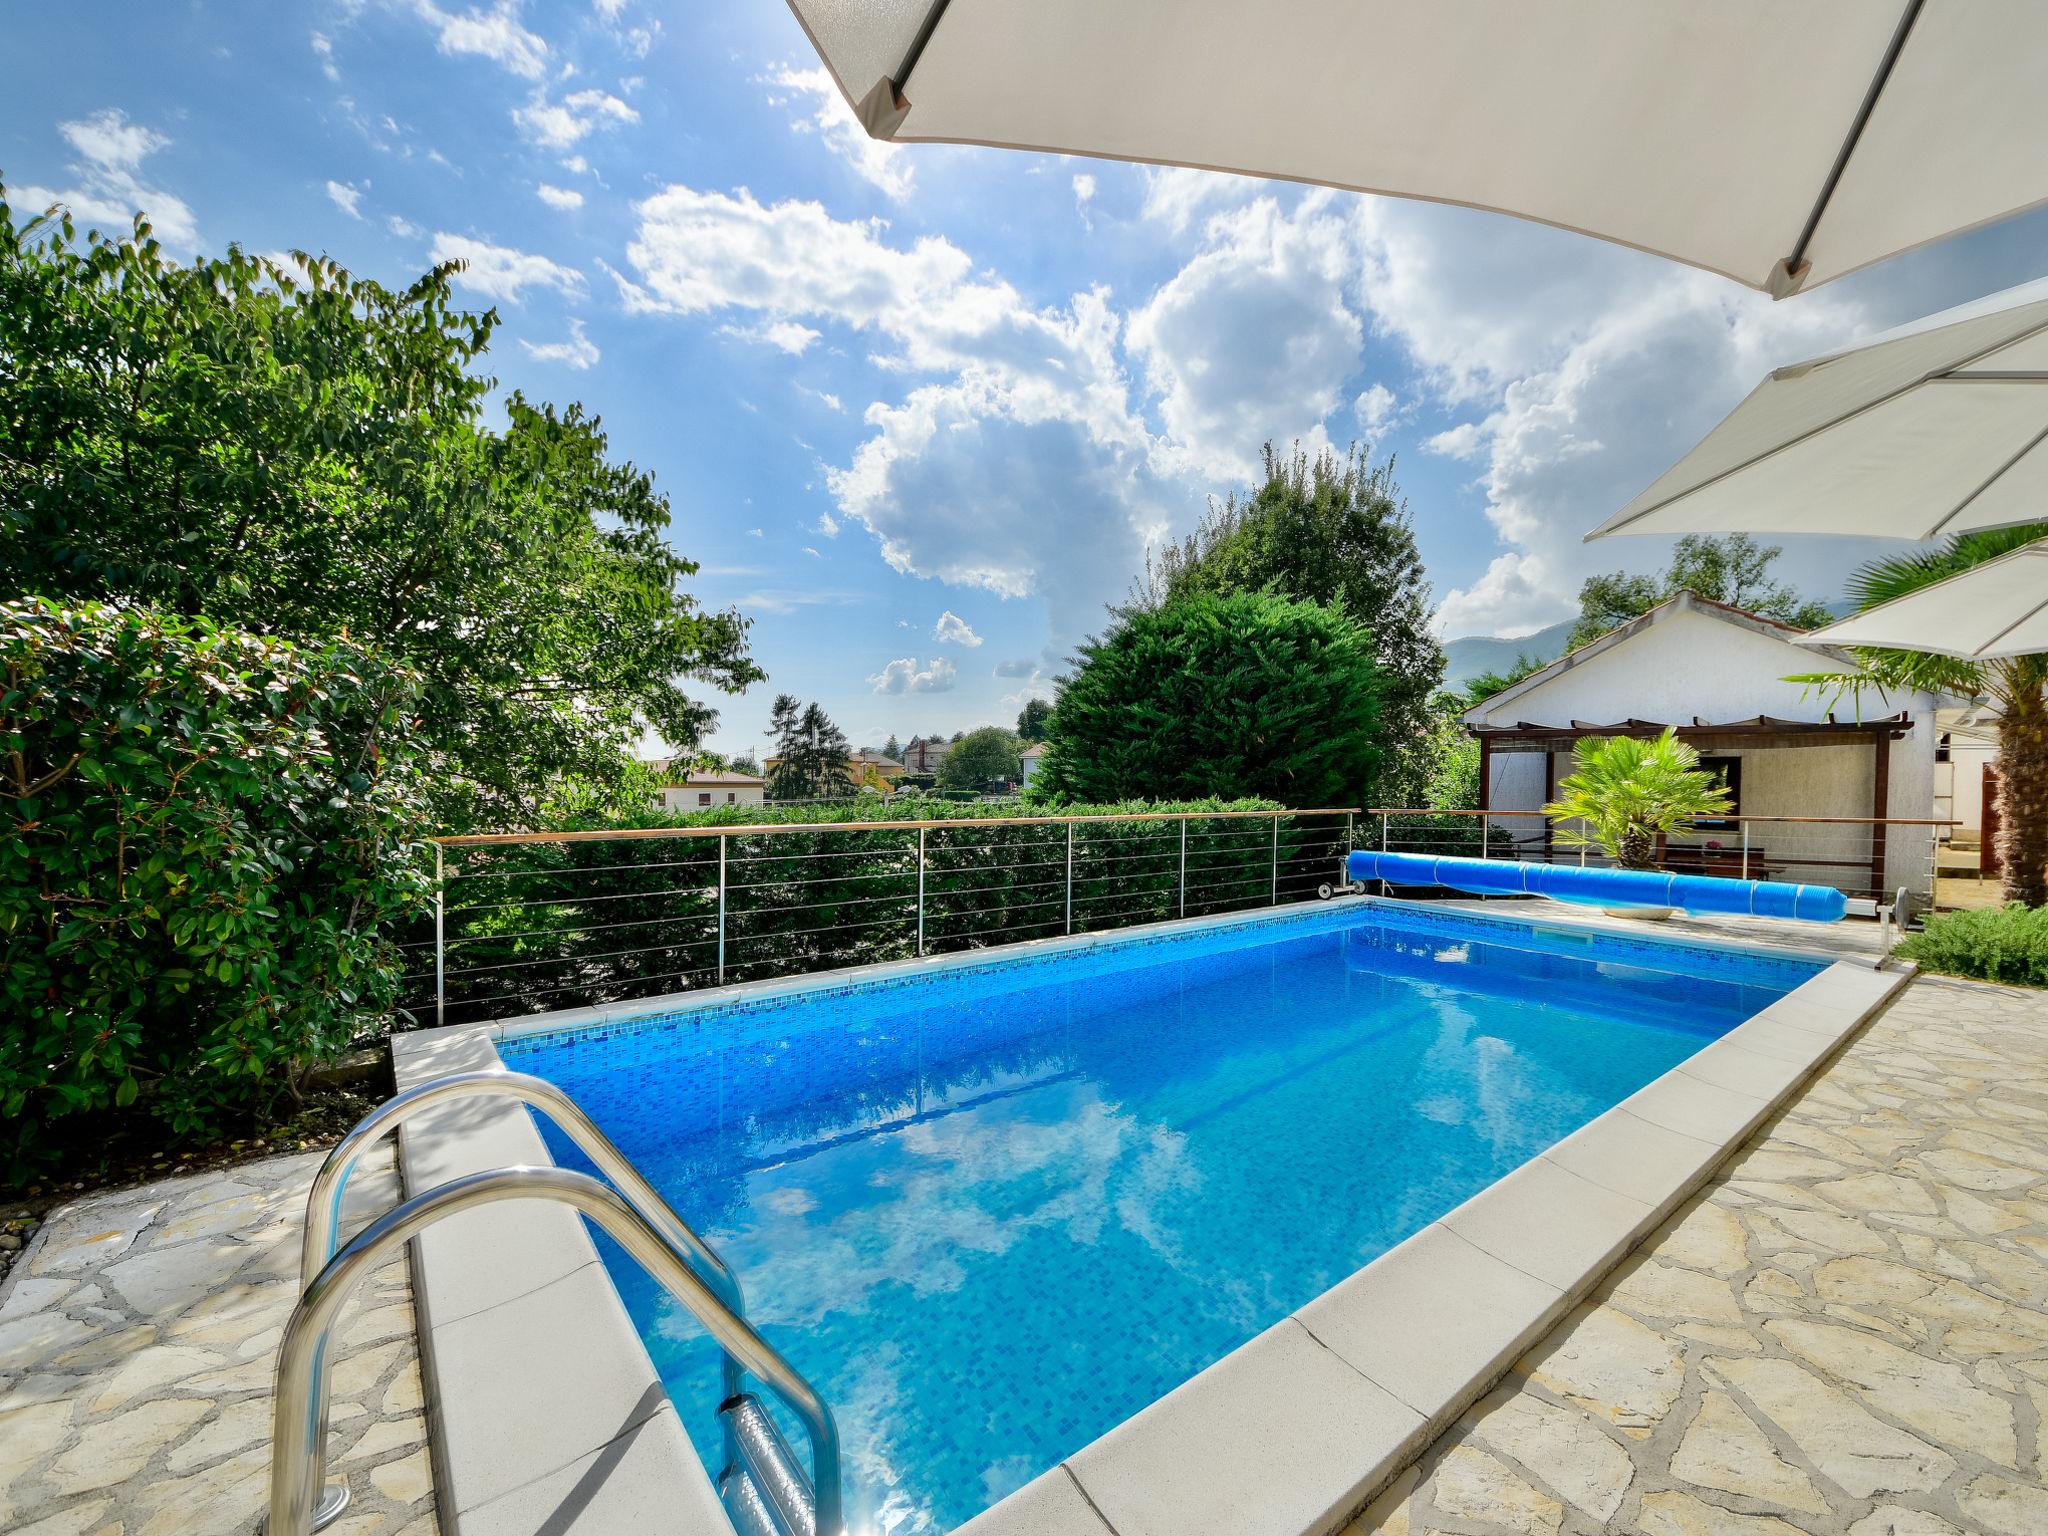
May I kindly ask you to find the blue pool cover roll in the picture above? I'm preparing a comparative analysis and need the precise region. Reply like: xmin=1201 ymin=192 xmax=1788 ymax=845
xmin=1345 ymin=850 xmax=1847 ymax=923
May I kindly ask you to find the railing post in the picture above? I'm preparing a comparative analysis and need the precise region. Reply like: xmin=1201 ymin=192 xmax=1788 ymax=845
xmin=1270 ymin=815 xmax=1280 ymax=905
xmin=1480 ymin=812 xmax=1492 ymax=860
xmin=1178 ymin=817 xmax=1188 ymax=918
xmin=916 ymin=826 xmax=926 ymax=957
xmin=1741 ymin=822 xmax=1751 ymax=882
xmin=433 ymin=843 xmax=445 ymax=1029
xmin=1065 ymin=821 xmax=1074 ymax=935
xmin=717 ymin=833 xmax=727 ymax=986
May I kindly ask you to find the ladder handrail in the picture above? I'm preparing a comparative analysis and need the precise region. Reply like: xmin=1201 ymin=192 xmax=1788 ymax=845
xmin=270 ymin=1164 xmax=845 ymax=1536
xmin=296 ymin=1069 xmax=750 ymax=1523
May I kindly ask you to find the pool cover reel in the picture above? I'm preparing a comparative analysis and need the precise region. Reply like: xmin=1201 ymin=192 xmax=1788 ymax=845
xmin=1346 ymin=851 xmax=1847 ymax=923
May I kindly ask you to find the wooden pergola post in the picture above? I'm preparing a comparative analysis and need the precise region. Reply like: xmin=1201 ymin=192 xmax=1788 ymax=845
xmin=1869 ymin=732 xmax=1891 ymax=894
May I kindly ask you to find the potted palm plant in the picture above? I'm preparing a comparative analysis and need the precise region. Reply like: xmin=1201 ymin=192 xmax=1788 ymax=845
xmin=1543 ymin=729 xmax=1733 ymax=918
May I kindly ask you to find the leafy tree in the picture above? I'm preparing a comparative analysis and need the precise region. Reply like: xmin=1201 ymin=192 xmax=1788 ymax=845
xmin=0 ymin=196 xmax=759 ymax=830
xmin=882 ymin=734 xmax=902 ymax=759
xmin=1039 ymin=592 xmax=1381 ymax=806
xmin=1015 ymin=698 xmax=1053 ymax=742
xmin=1568 ymin=534 xmax=1835 ymax=651
xmin=1 ymin=599 xmax=431 ymax=1171
xmin=1543 ymin=729 xmax=1732 ymax=869
xmin=1789 ymin=523 xmax=2048 ymax=906
xmin=939 ymin=727 xmax=1024 ymax=791
xmin=1462 ymin=653 xmax=1547 ymax=706
xmin=1132 ymin=443 xmax=1442 ymax=801
xmin=767 ymin=699 xmax=855 ymax=801
xmin=729 ymin=750 xmax=762 ymax=776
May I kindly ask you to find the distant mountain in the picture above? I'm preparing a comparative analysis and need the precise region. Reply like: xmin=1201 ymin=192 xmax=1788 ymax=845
xmin=1441 ymin=619 xmax=1575 ymax=689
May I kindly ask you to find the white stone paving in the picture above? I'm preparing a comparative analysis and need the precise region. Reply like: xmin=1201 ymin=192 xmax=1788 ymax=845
xmin=1351 ymin=974 xmax=2048 ymax=1536
xmin=0 ymin=1146 xmax=437 ymax=1536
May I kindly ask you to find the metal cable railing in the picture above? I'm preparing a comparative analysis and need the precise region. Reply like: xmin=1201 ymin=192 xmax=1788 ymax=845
xmin=409 ymin=809 xmax=1358 ymax=1027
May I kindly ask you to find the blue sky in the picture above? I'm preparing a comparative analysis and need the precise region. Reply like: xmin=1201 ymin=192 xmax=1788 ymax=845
xmin=8 ymin=2 xmax=2048 ymax=761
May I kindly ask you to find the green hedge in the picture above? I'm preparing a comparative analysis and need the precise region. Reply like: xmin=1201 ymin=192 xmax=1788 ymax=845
xmin=1896 ymin=903 xmax=2048 ymax=988
xmin=0 ymin=599 xmax=431 ymax=1171
xmin=417 ymin=797 xmax=1355 ymax=1024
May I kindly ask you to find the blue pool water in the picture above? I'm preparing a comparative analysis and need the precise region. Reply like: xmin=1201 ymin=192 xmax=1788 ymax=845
xmin=503 ymin=904 xmax=1820 ymax=1533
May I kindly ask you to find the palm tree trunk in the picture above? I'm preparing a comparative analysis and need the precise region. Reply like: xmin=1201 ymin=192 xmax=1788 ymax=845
xmin=1995 ymin=659 xmax=2048 ymax=907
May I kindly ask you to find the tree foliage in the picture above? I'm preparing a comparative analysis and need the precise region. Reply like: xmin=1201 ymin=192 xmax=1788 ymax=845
xmin=1569 ymin=534 xmax=1835 ymax=651
xmin=1461 ymin=653 xmax=1547 ymax=706
xmin=939 ymin=727 xmax=1023 ymax=791
xmin=766 ymin=695 xmax=855 ymax=801
xmin=1038 ymin=591 xmax=1381 ymax=807
xmin=0 ymin=195 xmax=759 ymax=830
xmin=1132 ymin=443 xmax=1442 ymax=801
xmin=1543 ymin=729 xmax=1732 ymax=870
xmin=1014 ymin=698 xmax=1052 ymax=742
xmin=0 ymin=599 xmax=431 ymax=1172
xmin=1787 ymin=523 xmax=2048 ymax=906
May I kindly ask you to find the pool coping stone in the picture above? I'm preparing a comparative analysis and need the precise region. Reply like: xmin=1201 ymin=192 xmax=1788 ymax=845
xmin=390 ymin=895 xmax=1909 ymax=1536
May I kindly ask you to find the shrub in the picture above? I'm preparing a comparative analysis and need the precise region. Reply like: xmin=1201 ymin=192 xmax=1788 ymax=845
xmin=0 ymin=599 xmax=431 ymax=1171
xmin=1037 ymin=592 xmax=1382 ymax=806
xmin=1895 ymin=904 xmax=2048 ymax=988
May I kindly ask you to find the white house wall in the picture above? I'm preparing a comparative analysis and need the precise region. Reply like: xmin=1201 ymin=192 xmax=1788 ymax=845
xmin=1474 ymin=607 xmax=1937 ymax=898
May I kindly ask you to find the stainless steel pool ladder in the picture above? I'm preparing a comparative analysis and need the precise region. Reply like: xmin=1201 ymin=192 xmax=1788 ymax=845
xmin=266 ymin=1068 xmax=844 ymax=1536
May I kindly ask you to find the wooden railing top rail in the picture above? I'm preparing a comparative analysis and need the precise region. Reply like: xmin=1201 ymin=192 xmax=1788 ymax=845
xmin=1364 ymin=809 xmax=1959 ymax=827
xmin=436 ymin=807 xmax=1361 ymax=848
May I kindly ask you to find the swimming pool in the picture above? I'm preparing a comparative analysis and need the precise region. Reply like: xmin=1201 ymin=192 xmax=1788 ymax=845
xmin=501 ymin=902 xmax=1822 ymax=1533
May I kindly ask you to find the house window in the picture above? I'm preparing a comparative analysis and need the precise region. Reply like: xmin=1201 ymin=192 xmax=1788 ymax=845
xmin=1696 ymin=755 xmax=1741 ymax=820
xmin=727 ymin=792 xmax=736 ymax=803
xmin=1936 ymin=732 xmax=1952 ymax=764
xmin=698 ymin=792 xmax=712 ymax=806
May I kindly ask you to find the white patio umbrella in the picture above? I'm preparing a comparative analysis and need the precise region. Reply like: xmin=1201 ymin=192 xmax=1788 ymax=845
xmin=1799 ymin=539 xmax=2048 ymax=660
xmin=1585 ymin=284 xmax=2048 ymax=542
xmin=789 ymin=0 xmax=2048 ymax=297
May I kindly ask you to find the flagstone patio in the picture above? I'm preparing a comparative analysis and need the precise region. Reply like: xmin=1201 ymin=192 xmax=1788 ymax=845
xmin=0 ymin=1145 xmax=436 ymax=1536
xmin=1349 ymin=972 xmax=2048 ymax=1536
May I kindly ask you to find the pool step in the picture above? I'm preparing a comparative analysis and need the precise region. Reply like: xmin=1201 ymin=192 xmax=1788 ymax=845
xmin=721 ymin=1392 xmax=818 ymax=1536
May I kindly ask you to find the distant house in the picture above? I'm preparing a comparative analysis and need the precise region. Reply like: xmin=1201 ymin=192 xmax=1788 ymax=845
xmin=1019 ymin=744 xmax=1045 ymax=787
xmin=646 ymin=764 xmax=767 ymax=811
xmin=1461 ymin=591 xmax=1940 ymax=897
xmin=851 ymin=750 xmax=906 ymax=786
xmin=901 ymin=736 xmax=953 ymax=774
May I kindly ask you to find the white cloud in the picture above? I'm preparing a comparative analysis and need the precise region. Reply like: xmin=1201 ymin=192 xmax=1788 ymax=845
xmin=1139 ymin=166 xmax=1257 ymax=236
xmin=802 ymin=387 xmax=845 ymax=413
xmin=1126 ymin=194 xmax=1361 ymax=484
xmin=1355 ymin=382 xmax=1399 ymax=432
xmin=429 ymin=233 xmax=583 ymax=302
xmin=513 ymin=88 xmax=637 ymax=150
xmin=415 ymin=0 xmax=548 ymax=80
xmin=993 ymin=657 xmax=1036 ymax=678
xmin=326 ymin=180 xmax=365 ymax=219
xmin=1073 ymin=173 xmax=1096 ymax=228
xmin=803 ymin=545 xmax=822 ymax=558
xmin=746 ymin=527 xmax=764 ymax=538
xmin=1411 ymin=240 xmax=1864 ymax=636
xmin=17 ymin=109 xmax=197 ymax=252
xmin=766 ymin=65 xmax=913 ymax=202
xmin=560 ymin=153 xmax=590 ymax=175
xmin=932 ymin=610 xmax=982 ymax=647
xmin=535 ymin=182 xmax=584 ymax=210
xmin=869 ymin=657 xmax=958 ymax=695
xmin=520 ymin=318 xmax=599 ymax=369
xmin=60 ymin=110 xmax=164 ymax=171
xmin=620 ymin=181 xmax=1186 ymax=640
xmin=766 ymin=320 xmax=820 ymax=354
xmin=311 ymin=32 xmax=340 ymax=81
xmin=593 ymin=0 xmax=627 ymax=18
xmin=387 ymin=213 xmax=423 ymax=238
